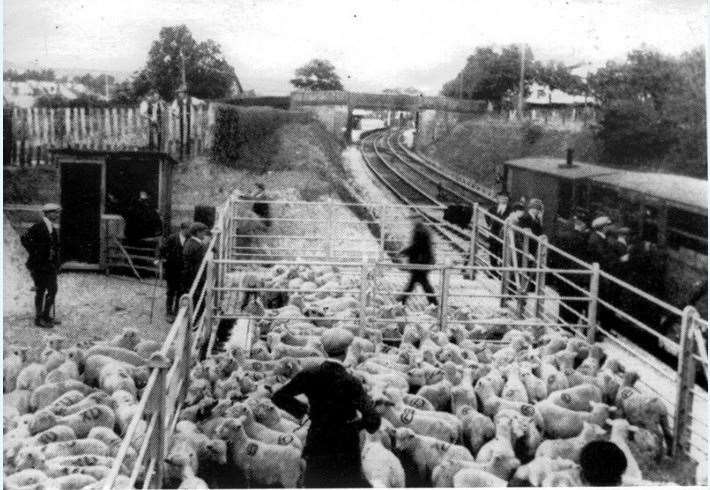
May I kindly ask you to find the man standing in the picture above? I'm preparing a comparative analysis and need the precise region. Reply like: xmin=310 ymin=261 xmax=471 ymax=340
xmin=125 ymin=191 xmax=162 ymax=244
xmin=160 ymin=221 xmax=190 ymax=321
xmin=486 ymin=191 xmax=511 ymax=270
xmin=182 ymin=222 xmax=209 ymax=297
xmin=272 ymin=328 xmax=381 ymax=488
xmin=519 ymin=198 xmax=544 ymax=256
xmin=245 ymin=183 xmax=271 ymax=228
xmin=21 ymin=203 xmax=62 ymax=328
xmin=397 ymin=215 xmax=437 ymax=306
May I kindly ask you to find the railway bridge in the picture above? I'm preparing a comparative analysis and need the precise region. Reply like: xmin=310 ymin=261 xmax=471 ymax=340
xmin=290 ymin=90 xmax=487 ymax=142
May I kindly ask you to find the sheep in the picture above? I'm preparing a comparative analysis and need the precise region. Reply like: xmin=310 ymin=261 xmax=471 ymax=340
xmin=607 ymin=418 xmax=643 ymax=483
xmin=3 ymin=469 xmax=50 ymax=489
xmin=545 ymin=383 xmax=603 ymax=411
xmin=105 ymin=328 xmax=141 ymax=350
xmin=539 ymin=357 xmax=569 ymax=395
xmin=29 ymin=380 xmax=94 ymax=411
xmin=216 ymin=417 xmax=305 ymax=488
xmin=361 ymin=431 xmax=406 ymax=487
xmin=164 ymin=451 xmax=209 ymax=489
xmin=52 ymin=391 xmax=113 ymax=417
xmin=535 ymin=421 xmax=606 ymax=462
xmin=403 ymin=393 xmax=435 ymax=411
xmin=29 ymin=405 xmax=115 ymax=438
xmin=501 ymin=364 xmax=529 ymax=403
xmin=514 ymin=456 xmax=579 ymax=487
xmin=135 ymin=339 xmax=162 ymax=359
xmin=614 ymin=371 xmax=673 ymax=455
xmin=475 ymin=414 xmax=516 ymax=463
xmin=46 ymin=358 xmax=81 ymax=384
xmin=373 ymin=389 xmax=459 ymax=443
xmin=225 ymin=403 xmax=303 ymax=449
xmin=4 ymin=345 xmax=29 ymax=393
xmin=393 ymin=427 xmax=473 ymax=482
xmin=84 ymin=345 xmax=147 ymax=367
xmin=452 ymin=467 xmax=507 ymax=487
xmin=518 ymin=363 xmax=548 ymax=402
xmin=98 ymin=362 xmax=138 ymax=397
xmin=16 ymin=363 xmax=48 ymax=391
xmin=5 ymin=388 xmax=33 ymax=415
xmin=535 ymin=400 xmax=615 ymax=439
xmin=431 ymin=454 xmax=520 ymax=487
xmin=456 ymin=405 xmax=495 ymax=457
xmin=111 ymin=390 xmax=139 ymax=434
xmin=251 ymin=399 xmax=300 ymax=433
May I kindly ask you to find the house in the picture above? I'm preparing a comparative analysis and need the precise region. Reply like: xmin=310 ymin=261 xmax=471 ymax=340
xmin=3 ymin=80 xmax=98 ymax=108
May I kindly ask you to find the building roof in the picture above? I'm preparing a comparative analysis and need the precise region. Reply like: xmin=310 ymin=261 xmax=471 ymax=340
xmin=591 ymin=171 xmax=707 ymax=213
xmin=505 ymin=157 xmax=616 ymax=180
xmin=49 ymin=149 xmax=177 ymax=164
xmin=525 ymin=83 xmax=596 ymax=107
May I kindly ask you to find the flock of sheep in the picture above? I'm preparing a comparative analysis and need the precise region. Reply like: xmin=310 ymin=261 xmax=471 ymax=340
xmin=2 ymin=261 xmax=702 ymax=488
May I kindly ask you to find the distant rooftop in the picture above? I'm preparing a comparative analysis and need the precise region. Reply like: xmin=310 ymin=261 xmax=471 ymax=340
xmin=525 ymin=83 xmax=596 ymax=106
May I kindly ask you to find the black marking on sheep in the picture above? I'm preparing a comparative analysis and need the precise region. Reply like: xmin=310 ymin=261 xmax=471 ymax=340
xmin=410 ymin=398 xmax=426 ymax=409
xmin=547 ymin=374 xmax=556 ymax=385
xmin=277 ymin=434 xmax=294 ymax=445
xmin=400 ymin=408 xmax=415 ymax=424
xmin=245 ymin=442 xmax=259 ymax=456
xmin=520 ymin=405 xmax=535 ymax=417
xmin=560 ymin=393 xmax=573 ymax=404
xmin=620 ymin=388 xmax=634 ymax=400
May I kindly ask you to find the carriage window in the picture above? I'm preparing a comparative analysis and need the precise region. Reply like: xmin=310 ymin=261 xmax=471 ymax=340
xmin=667 ymin=207 xmax=707 ymax=253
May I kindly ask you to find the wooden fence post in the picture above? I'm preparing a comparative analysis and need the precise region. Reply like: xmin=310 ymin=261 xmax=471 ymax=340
xmin=586 ymin=263 xmax=600 ymax=342
xmin=672 ymin=306 xmax=698 ymax=457
xmin=358 ymin=256 xmax=368 ymax=337
xmin=467 ymin=203 xmax=479 ymax=280
xmin=180 ymin=294 xmax=193 ymax=406
xmin=499 ymin=222 xmax=511 ymax=307
xmin=147 ymin=352 xmax=171 ymax=489
xmin=534 ymin=235 xmax=548 ymax=320
xmin=439 ymin=261 xmax=451 ymax=329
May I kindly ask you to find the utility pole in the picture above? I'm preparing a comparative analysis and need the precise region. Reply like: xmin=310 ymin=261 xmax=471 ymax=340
xmin=518 ymin=43 xmax=526 ymax=118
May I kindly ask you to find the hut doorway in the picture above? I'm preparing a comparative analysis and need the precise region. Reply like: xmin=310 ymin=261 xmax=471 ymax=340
xmin=105 ymin=155 xmax=161 ymax=216
xmin=59 ymin=161 xmax=103 ymax=264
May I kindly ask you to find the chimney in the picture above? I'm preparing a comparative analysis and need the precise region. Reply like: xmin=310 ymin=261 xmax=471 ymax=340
xmin=566 ymin=148 xmax=574 ymax=166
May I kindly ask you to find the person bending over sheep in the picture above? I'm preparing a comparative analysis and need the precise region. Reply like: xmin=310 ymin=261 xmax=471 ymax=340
xmin=272 ymin=328 xmax=381 ymax=488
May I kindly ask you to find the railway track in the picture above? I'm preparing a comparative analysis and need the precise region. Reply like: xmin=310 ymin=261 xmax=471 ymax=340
xmin=359 ymin=129 xmax=485 ymax=264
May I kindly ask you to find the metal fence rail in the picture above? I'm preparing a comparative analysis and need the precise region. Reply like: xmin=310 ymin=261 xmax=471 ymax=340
xmin=104 ymin=196 xmax=707 ymax=488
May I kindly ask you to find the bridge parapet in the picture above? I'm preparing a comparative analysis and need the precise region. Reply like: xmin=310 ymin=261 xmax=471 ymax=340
xmin=290 ymin=90 xmax=487 ymax=113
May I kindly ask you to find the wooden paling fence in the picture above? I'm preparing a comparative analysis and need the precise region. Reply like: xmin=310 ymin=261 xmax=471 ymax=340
xmin=3 ymin=99 xmax=214 ymax=166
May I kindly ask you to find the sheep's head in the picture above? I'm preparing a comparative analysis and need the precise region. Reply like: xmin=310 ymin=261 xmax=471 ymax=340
xmin=164 ymin=448 xmax=196 ymax=470
xmin=253 ymin=400 xmax=279 ymax=424
xmin=120 ymin=328 xmax=140 ymax=347
xmin=216 ymin=417 xmax=244 ymax=439
xmin=14 ymin=446 xmax=45 ymax=471
xmin=622 ymin=371 xmax=640 ymax=387
xmin=45 ymin=334 xmax=66 ymax=352
xmin=10 ymin=345 xmax=30 ymax=362
xmin=393 ymin=427 xmax=417 ymax=452
xmin=581 ymin=421 xmax=607 ymax=440
xmin=589 ymin=401 xmax=616 ymax=420
xmin=133 ymin=366 xmax=150 ymax=389
xmin=492 ymin=452 xmax=521 ymax=479
xmin=605 ymin=418 xmax=638 ymax=436
xmin=203 ymin=439 xmax=228 ymax=465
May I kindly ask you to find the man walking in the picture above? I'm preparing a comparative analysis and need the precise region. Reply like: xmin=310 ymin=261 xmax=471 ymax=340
xmin=397 ymin=215 xmax=437 ymax=306
xmin=21 ymin=203 xmax=62 ymax=328
xmin=160 ymin=221 xmax=189 ymax=321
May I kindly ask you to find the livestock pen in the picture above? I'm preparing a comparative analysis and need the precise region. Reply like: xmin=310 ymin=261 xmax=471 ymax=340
xmin=103 ymin=196 xmax=708 ymax=488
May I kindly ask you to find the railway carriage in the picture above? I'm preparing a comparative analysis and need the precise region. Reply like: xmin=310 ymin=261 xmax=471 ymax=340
xmin=503 ymin=155 xmax=708 ymax=313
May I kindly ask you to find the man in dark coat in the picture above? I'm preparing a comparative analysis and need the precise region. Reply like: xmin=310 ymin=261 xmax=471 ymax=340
xmin=21 ymin=203 xmax=62 ymax=328
xmin=486 ymin=191 xmax=511 ymax=271
xmin=272 ymin=328 xmax=381 ymax=488
xmin=182 ymin=222 xmax=209 ymax=298
xmin=160 ymin=221 xmax=190 ymax=320
xmin=552 ymin=210 xmax=591 ymax=325
xmin=124 ymin=191 xmax=162 ymax=244
xmin=518 ymin=198 xmax=544 ymax=258
xmin=397 ymin=215 xmax=437 ymax=306
xmin=587 ymin=216 xmax=623 ymax=333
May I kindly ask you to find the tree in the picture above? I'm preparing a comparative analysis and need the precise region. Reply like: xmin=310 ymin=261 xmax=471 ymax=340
xmin=3 ymin=68 xmax=56 ymax=81
xmin=72 ymin=73 xmax=115 ymax=95
xmin=441 ymin=45 xmax=534 ymax=108
xmin=531 ymin=61 xmax=586 ymax=97
xmin=290 ymin=59 xmax=344 ymax=91
xmin=134 ymin=25 xmax=239 ymax=100
xmin=588 ymin=47 xmax=705 ymax=176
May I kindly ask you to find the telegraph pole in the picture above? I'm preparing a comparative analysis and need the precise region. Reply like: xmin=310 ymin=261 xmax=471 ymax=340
xmin=518 ymin=43 xmax=526 ymax=117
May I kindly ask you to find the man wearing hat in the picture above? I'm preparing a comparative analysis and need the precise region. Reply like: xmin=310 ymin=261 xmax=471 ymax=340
xmin=587 ymin=216 xmax=618 ymax=271
xmin=160 ymin=221 xmax=190 ymax=321
xmin=21 ymin=203 xmax=62 ymax=328
xmin=519 ymin=197 xmax=544 ymax=254
xmin=272 ymin=328 xmax=381 ymax=488
xmin=486 ymin=191 xmax=511 ymax=272
xmin=397 ymin=215 xmax=437 ymax=306
xmin=181 ymin=222 xmax=209 ymax=297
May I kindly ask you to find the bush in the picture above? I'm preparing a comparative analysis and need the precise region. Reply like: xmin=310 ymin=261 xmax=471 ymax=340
xmin=210 ymin=104 xmax=311 ymax=167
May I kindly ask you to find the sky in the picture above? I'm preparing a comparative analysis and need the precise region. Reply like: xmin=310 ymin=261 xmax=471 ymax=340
xmin=3 ymin=0 xmax=707 ymax=95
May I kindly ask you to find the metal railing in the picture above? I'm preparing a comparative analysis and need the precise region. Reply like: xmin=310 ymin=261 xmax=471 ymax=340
xmin=104 ymin=196 xmax=707 ymax=488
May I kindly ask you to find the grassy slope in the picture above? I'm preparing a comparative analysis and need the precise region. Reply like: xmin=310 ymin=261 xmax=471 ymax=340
xmin=421 ymin=119 xmax=600 ymax=188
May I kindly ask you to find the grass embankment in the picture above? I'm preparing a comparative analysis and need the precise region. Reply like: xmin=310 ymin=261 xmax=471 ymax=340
xmin=420 ymin=118 xmax=600 ymax=188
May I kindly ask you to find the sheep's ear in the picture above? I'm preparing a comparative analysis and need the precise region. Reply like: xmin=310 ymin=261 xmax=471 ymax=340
xmin=628 ymin=425 xmax=639 ymax=433
xmin=608 ymin=406 xmax=617 ymax=412
xmin=605 ymin=418 xmax=614 ymax=425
